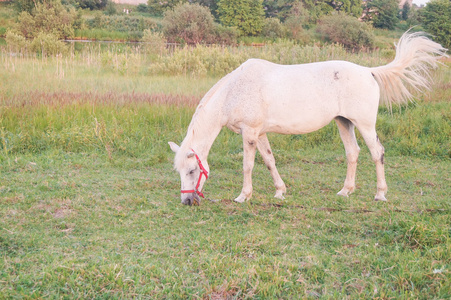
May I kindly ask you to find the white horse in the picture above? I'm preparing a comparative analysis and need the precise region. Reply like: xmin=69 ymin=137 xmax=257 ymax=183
xmin=169 ymin=31 xmax=447 ymax=205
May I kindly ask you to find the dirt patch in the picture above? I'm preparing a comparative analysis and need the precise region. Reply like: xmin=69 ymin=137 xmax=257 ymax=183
xmin=53 ymin=208 xmax=72 ymax=219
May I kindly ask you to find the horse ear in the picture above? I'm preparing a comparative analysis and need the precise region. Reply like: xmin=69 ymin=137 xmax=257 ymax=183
xmin=168 ymin=142 xmax=180 ymax=153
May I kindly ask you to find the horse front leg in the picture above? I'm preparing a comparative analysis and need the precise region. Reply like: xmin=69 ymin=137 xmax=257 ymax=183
xmin=234 ymin=129 xmax=258 ymax=203
xmin=335 ymin=117 xmax=360 ymax=197
xmin=257 ymin=134 xmax=286 ymax=199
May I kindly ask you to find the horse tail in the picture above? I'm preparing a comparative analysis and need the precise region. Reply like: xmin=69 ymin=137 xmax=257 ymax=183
xmin=370 ymin=31 xmax=447 ymax=109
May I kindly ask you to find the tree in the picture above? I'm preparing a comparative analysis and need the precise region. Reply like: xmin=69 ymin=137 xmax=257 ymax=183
xmin=406 ymin=4 xmax=421 ymax=27
xmin=263 ymin=0 xmax=297 ymax=20
xmin=421 ymin=0 xmax=451 ymax=48
xmin=363 ymin=0 xmax=399 ymax=30
xmin=302 ymin=0 xmax=334 ymax=22
xmin=14 ymin=0 xmax=43 ymax=14
xmin=217 ymin=0 xmax=265 ymax=36
xmin=148 ymin=0 xmax=217 ymax=17
xmin=284 ymin=1 xmax=310 ymax=40
xmin=193 ymin=0 xmax=219 ymax=18
xmin=401 ymin=1 xmax=410 ymax=20
xmin=148 ymin=0 xmax=184 ymax=15
xmin=78 ymin=0 xmax=108 ymax=10
xmin=334 ymin=0 xmax=363 ymax=17
xmin=163 ymin=3 xmax=216 ymax=44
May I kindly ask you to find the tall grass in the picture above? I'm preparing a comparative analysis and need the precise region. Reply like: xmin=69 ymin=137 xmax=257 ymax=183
xmin=0 ymin=44 xmax=449 ymax=162
xmin=3 ymin=39 xmax=395 ymax=77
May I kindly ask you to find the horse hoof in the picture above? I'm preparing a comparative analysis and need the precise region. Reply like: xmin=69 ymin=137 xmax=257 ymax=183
xmin=274 ymin=191 xmax=285 ymax=200
xmin=337 ymin=189 xmax=350 ymax=197
xmin=234 ymin=195 xmax=246 ymax=203
xmin=374 ymin=195 xmax=387 ymax=201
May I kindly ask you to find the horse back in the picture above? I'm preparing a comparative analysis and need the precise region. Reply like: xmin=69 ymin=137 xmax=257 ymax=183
xmin=222 ymin=59 xmax=379 ymax=134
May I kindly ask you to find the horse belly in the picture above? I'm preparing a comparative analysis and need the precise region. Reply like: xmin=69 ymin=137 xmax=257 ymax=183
xmin=264 ymin=107 xmax=336 ymax=134
xmin=263 ymin=85 xmax=340 ymax=135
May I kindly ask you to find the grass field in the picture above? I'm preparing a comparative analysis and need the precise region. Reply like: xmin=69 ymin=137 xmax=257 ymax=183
xmin=0 ymin=46 xmax=450 ymax=298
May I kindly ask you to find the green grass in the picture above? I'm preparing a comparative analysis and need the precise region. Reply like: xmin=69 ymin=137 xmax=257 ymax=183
xmin=0 ymin=46 xmax=450 ymax=298
xmin=1 ymin=148 xmax=450 ymax=298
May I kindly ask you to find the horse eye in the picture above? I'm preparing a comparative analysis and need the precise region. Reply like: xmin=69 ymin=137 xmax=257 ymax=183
xmin=189 ymin=169 xmax=196 ymax=175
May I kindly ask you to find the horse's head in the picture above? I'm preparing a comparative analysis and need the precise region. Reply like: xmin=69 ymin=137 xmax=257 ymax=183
xmin=169 ymin=142 xmax=209 ymax=205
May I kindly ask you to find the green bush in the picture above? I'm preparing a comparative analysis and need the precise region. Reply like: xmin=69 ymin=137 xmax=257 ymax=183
xmin=136 ymin=3 xmax=148 ymax=13
xmin=317 ymin=13 xmax=375 ymax=51
xmin=87 ymin=15 xmax=156 ymax=34
xmin=105 ymin=2 xmax=117 ymax=16
xmin=5 ymin=30 xmax=29 ymax=53
xmin=214 ymin=24 xmax=238 ymax=45
xmin=15 ymin=1 xmax=78 ymax=39
xmin=284 ymin=18 xmax=310 ymax=43
xmin=163 ymin=3 xmax=215 ymax=44
xmin=78 ymin=0 xmax=108 ymax=10
xmin=262 ymin=18 xmax=286 ymax=39
xmin=30 ymin=32 xmax=68 ymax=56
xmin=84 ymin=14 xmax=156 ymax=41
xmin=147 ymin=0 xmax=180 ymax=15
xmin=421 ymin=0 xmax=451 ymax=49
xmin=282 ymin=2 xmax=311 ymax=43
xmin=14 ymin=0 xmax=42 ymax=13
xmin=15 ymin=11 xmax=35 ymax=38
xmin=5 ymin=0 xmax=73 ymax=57
xmin=148 ymin=45 xmax=244 ymax=76
xmin=141 ymin=29 xmax=167 ymax=56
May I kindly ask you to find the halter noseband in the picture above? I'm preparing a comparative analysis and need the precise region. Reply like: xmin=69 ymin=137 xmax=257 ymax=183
xmin=181 ymin=149 xmax=208 ymax=198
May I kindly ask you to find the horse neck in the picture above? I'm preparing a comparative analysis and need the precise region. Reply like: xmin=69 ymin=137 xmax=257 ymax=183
xmin=181 ymin=104 xmax=223 ymax=161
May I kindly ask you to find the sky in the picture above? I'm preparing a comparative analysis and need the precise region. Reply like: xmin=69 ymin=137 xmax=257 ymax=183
xmin=412 ymin=0 xmax=429 ymax=6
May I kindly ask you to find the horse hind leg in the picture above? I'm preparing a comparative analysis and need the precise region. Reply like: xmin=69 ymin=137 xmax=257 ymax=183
xmin=355 ymin=124 xmax=388 ymax=201
xmin=335 ymin=117 xmax=360 ymax=197
xmin=257 ymin=134 xmax=286 ymax=199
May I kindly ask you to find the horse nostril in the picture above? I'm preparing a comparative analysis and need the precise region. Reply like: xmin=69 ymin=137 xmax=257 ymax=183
xmin=182 ymin=197 xmax=193 ymax=205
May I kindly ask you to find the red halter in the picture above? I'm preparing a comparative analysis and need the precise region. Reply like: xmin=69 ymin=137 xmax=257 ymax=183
xmin=181 ymin=149 xmax=209 ymax=198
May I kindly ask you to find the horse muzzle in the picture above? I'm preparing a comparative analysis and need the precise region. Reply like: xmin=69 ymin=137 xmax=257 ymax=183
xmin=181 ymin=192 xmax=201 ymax=206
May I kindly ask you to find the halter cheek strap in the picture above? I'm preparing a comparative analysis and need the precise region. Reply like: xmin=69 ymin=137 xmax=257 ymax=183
xmin=181 ymin=149 xmax=209 ymax=198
